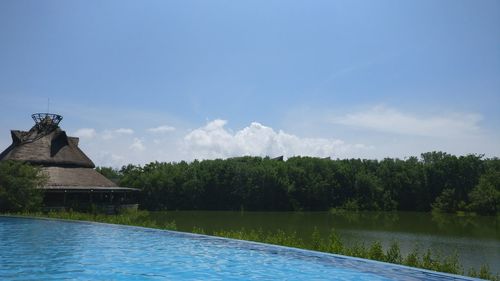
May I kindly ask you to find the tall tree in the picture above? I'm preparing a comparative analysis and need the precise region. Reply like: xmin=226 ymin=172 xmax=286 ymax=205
xmin=0 ymin=161 xmax=47 ymax=212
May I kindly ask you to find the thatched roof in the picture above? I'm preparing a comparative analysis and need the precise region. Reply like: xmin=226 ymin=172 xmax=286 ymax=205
xmin=0 ymin=114 xmax=138 ymax=191
xmin=0 ymin=129 xmax=95 ymax=168
xmin=0 ymin=114 xmax=95 ymax=168
xmin=42 ymin=167 xmax=116 ymax=187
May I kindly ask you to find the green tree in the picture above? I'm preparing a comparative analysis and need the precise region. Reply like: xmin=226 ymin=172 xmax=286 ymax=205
xmin=96 ymin=166 xmax=122 ymax=184
xmin=354 ymin=171 xmax=383 ymax=210
xmin=0 ymin=161 xmax=47 ymax=212
xmin=468 ymin=170 xmax=500 ymax=215
xmin=115 ymin=152 xmax=497 ymax=213
xmin=432 ymin=188 xmax=457 ymax=213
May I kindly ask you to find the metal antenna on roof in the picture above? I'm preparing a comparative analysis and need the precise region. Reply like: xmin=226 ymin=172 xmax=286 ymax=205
xmin=47 ymin=98 xmax=50 ymax=114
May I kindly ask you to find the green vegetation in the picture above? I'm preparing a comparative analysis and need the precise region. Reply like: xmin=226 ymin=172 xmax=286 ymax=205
xmin=1 ymin=151 xmax=497 ymax=214
xmin=95 ymin=166 xmax=122 ymax=184
xmin=205 ymin=227 xmax=498 ymax=280
xmin=468 ymin=170 xmax=500 ymax=215
xmin=0 ymin=161 xmax=46 ymax=212
xmin=2 ymin=153 xmax=499 ymax=279
xmin=98 ymin=151 xmax=499 ymax=214
xmin=9 ymin=211 xmax=497 ymax=280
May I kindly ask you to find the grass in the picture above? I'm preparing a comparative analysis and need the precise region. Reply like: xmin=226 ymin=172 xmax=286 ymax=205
xmin=5 ymin=211 xmax=498 ymax=281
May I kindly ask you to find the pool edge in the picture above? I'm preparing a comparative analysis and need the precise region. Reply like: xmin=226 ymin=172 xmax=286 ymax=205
xmin=0 ymin=214 xmax=487 ymax=281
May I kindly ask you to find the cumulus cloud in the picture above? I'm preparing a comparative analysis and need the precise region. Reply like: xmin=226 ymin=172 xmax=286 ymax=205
xmin=129 ymin=138 xmax=146 ymax=152
xmin=74 ymin=128 xmax=96 ymax=139
xmin=147 ymin=125 xmax=176 ymax=133
xmin=183 ymin=119 xmax=369 ymax=159
xmin=61 ymin=115 xmax=498 ymax=168
xmin=331 ymin=106 xmax=482 ymax=137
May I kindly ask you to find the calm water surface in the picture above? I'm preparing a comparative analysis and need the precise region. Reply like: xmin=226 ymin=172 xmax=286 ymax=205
xmin=0 ymin=217 xmax=482 ymax=280
xmin=151 ymin=211 xmax=500 ymax=274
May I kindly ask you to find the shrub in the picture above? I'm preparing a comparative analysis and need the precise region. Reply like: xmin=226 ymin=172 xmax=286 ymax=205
xmin=325 ymin=229 xmax=344 ymax=254
xmin=368 ymin=241 xmax=385 ymax=261
xmin=385 ymin=241 xmax=402 ymax=264
xmin=0 ymin=161 xmax=46 ymax=212
xmin=403 ymin=246 xmax=421 ymax=267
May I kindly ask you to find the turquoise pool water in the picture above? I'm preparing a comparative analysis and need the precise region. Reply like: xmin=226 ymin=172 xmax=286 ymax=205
xmin=0 ymin=217 xmax=480 ymax=280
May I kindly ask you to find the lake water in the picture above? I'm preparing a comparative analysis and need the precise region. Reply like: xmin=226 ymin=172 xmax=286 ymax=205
xmin=0 ymin=217 xmax=482 ymax=280
xmin=150 ymin=211 xmax=500 ymax=275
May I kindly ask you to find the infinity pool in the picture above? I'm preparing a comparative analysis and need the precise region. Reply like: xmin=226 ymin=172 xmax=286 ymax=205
xmin=0 ymin=217 xmax=480 ymax=280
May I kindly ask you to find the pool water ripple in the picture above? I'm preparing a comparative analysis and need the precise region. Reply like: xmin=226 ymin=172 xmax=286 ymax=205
xmin=0 ymin=217 xmax=480 ymax=281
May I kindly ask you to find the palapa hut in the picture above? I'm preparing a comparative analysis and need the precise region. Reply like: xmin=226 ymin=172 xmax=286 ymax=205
xmin=0 ymin=113 xmax=139 ymax=212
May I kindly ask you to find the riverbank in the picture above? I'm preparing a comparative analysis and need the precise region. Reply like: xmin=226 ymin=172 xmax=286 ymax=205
xmin=5 ymin=211 xmax=498 ymax=280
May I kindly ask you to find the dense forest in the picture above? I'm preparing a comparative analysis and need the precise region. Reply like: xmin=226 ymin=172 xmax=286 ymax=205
xmin=96 ymin=152 xmax=500 ymax=215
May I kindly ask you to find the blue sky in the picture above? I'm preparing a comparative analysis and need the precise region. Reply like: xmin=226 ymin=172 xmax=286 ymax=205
xmin=1 ymin=0 xmax=499 ymax=166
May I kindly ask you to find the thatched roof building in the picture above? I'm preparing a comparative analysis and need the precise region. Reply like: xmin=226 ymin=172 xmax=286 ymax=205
xmin=0 ymin=113 xmax=139 ymax=211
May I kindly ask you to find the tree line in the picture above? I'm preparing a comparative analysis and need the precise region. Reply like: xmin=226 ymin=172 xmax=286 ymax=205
xmin=96 ymin=151 xmax=500 ymax=215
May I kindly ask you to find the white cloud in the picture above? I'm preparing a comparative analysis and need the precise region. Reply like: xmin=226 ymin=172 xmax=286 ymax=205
xmin=129 ymin=138 xmax=146 ymax=152
xmin=58 ymin=111 xmax=498 ymax=168
xmin=102 ymin=128 xmax=134 ymax=140
xmin=92 ymin=152 xmax=126 ymax=167
xmin=183 ymin=119 xmax=369 ymax=159
xmin=331 ymin=106 xmax=482 ymax=137
xmin=102 ymin=131 xmax=114 ymax=140
xmin=147 ymin=125 xmax=176 ymax=133
xmin=74 ymin=128 xmax=96 ymax=139
xmin=115 ymin=128 xmax=134 ymax=134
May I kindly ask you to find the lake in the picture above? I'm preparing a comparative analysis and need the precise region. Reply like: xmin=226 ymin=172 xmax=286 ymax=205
xmin=149 ymin=211 xmax=500 ymax=275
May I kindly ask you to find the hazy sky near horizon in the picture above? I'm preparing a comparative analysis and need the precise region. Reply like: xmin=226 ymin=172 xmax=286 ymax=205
xmin=1 ymin=0 xmax=499 ymax=167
